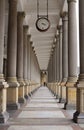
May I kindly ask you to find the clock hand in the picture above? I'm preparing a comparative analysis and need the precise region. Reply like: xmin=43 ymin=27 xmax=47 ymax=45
xmin=42 ymin=23 xmax=46 ymax=26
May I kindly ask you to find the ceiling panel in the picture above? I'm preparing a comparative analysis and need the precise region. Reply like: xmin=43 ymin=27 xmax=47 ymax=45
xmin=19 ymin=0 xmax=65 ymax=70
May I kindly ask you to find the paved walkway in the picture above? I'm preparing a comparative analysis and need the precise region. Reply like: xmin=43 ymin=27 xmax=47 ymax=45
xmin=0 ymin=86 xmax=83 ymax=130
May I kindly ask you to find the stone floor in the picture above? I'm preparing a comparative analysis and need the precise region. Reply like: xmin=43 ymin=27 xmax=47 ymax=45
xmin=0 ymin=86 xmax=84 ymax=130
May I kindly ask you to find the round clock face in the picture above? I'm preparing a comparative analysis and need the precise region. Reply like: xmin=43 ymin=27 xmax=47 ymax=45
xmin=36 ymin=17 xmax=50 ymax=32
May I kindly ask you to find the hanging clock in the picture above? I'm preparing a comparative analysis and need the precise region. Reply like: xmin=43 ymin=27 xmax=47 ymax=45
xmin=36 ymin=0 xmax=50 ymax=32
xmin=36 ymin=17 xmax=50 ymax=32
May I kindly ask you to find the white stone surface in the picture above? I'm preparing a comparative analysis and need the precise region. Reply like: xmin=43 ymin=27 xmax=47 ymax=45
xmin=30 ymin=99 xmax=56 ymax=103
xmin=32 ymin=97 xmax=55 ymax=99
xmin=18 ymin=111 xmax=65 ymax=118
xmin=8 ymin=125 xmax=73 ymax=130
xmin=26 ymin=103 xmax=58 ymax=108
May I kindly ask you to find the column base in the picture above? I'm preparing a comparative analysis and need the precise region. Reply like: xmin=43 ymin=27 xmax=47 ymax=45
xmin=0 ymin=111 xmax=9 ymax=123
xmin=7 ymin=103 xmax=20 ymax=110
xmin=28 ymin=93 xmax=32 ymax=97
xmin=18 ymin=97 xmax=26 ymax=103
xmin=24 ymin=94 xmax=29 ymax=99
xmin=73 ymin=111 xmax=84 ymax=123
xmin=64 ymin=102 xmax=76 ymax=110
xmin=7 ymin=77 xmax=20 ymax=110
xmin=59 ymin=98 xmax=66 ymax=103
xmin=56 ymin=95 xmax=59 ymax=99
xmin=53 ymin=92 xmax=56 ymax=96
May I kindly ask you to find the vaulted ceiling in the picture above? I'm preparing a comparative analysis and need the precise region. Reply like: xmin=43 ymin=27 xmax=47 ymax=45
xmin=6 ymin=0 xmax=67 ymax=70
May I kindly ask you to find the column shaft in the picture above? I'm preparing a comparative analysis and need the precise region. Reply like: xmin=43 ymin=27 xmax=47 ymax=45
xmin=0 ymin=0 xmax=5 ymax=76
xmin=23 ymin=26 xmax=28 ymax=81
xmin=62 ymin=12 xmax=68 ymax=82
xmin=56 ymin=35 xmax=60 ymax=82
xmin=57 ymin=25 xmax=63 ymax=81
xmin=61 ymin=12 xmax=68 ymax=104
xmin=55 ymin=44 xmax=58 ymax=97
xmin=65 ymin=0 xmax=77 ymax=110
xmin=7 ymin=0 xmax=17 ymax=77
xmin=0 ymin=0 xmax=9 ymax=123
xmin=57 ymin=25 xmax=63 ymax=102
xmin=56 ymin=35 xmax=60 ymax=98
xmin=27 ymin=35 xmax=31 ymax=82
xmin=7 ymin=0 xmax=20 ymax=110
xmin=17 ymin=12 xmax=25 ymax=80
xmin=27 ymin=37 xmax=31 ymax=95
xmin=17 ymin=12 xmax=25 ymax=103
xmin=73 ymin=0 xmax=84 ymax=123
xmin=68 ymin=0 xmax=78 ymax=79
xmin=23 ymin=26 xmax=28 ymax=97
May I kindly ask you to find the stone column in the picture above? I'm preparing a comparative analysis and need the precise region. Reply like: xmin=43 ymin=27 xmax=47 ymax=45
xmin=57 ymin=25 xmax=62 ymax=82
xmin=73 ymin=0 xmax=84 ymax=123
xmin=52 ymin=49 xmax=55 ymax=95
xmin=54 ymin=45 xmax=57 ymax=96
xmin=61 ymin=12 xmax=68 ymax=83
xmin=28 ymin=41 xmax=32 ymax=96
xmin=53 ymin=46 xmax=57 ymax=96
xmin=55 ymin=42 xmax=58 ymax=97
xmin=27 ymin=35 xmax=31 ymax=97
xmin=23 ymin=26 xmax=28 ymax=97
xmin=48 ymin=66 xmax=50 ymax=83
xmin=57 ymin=25 xmax=63 ymax=102
xmin=56 ymin=34 xmax=60 ymax=98
xmin=17 ymin=12 xmax=25 ymax=103
xmin=0 ymin=0 xmax=9 ymax=123
xmin=7 ymin=0 xmax=20 ymax=110
xmin=49 ymin=57 xmax=52 ymax=91
xmin=61 ymin=12 xmax=68 ymax=104
xmin=65 ymin=0 xmax=78 ymax=109
xmin=51 ymin=55 xmax=53 ymax=93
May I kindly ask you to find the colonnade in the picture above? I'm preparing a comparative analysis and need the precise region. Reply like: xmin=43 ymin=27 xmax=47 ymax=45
xmin=0 ymin=0 xmax=41 ymax=123
xmin=48 ymin=0 xmax=84 ymax=123
xmin=0 ymin=0 xmax=84 ymax=125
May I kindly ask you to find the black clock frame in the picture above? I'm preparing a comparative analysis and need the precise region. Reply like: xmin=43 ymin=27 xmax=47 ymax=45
xmin=36 ymin=17 xmax=50 ymax=32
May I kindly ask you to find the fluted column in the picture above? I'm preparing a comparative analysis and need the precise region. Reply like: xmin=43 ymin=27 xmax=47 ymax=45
xmin=67 ymin=0 xmax=78 ymax=83
xmin=28 ymin=42 xmax=33 ymax=95
xmin=73 ymin=0 xmax=84 ymax=123
xmin=54 ymin=43 xmax=57 ymax=97
xmin=65 ymin=0 xmax=78 ymax=109
xmin=53 ymin=47 xmax=56 ymax=95
xmin=57 ymin=25 xmax=63 ymax=102
xmin=56 ymin=34 xmax=60 ymax=98
xmin=17 ymin=12 xmax=25 ymax=103
xmin=56 ymin=35 xmax=60 ymax=82
xmin=61 ymin=12 xmax=68 ymax=104
xmin=27 ymin=35 xmax=31 ymax=96
xmin=7 ymin=0 xmax=20 ymax=110
xmin=49 ymin=57 xmax=52 ymax=91
xmin=61 ymin=12 xmax=68 ymax=83
xmin=23 ymin=26 xmax=28 ymax=97
xmin=0 ymin=0 xmax=9 ymax=123
xmin=51 ymin=55 xmax=53 ymax=92
xmin=57 ymin=25 xmax=62 ymax=82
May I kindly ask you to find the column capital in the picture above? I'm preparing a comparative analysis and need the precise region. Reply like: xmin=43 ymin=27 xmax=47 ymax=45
xmin=17 ymin=12 xmax=25 ymax=19
xmin=60 ymin=12 xmax=68 ymax=21
xmin=9 ymin=0 xmax=17 ymax=4
xmin=28 ymin=34 xmax=31 ymax=39
xmin=23 ymin=25 xmax=29 ymax=34
xmin=32 ymin=46 xmax=34 ymax=51
xmin=57 ymin=25 xmax=62 ymax=30
xmin=30 ymin=41 xmax=33 ymax=45
xmin=67 ymin=0 xmax=77 ymax=3
xmin=57 ymin=25 xmax=62 ymax=33
xmin=56 ymin=34 xmax=59 ymax=41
